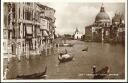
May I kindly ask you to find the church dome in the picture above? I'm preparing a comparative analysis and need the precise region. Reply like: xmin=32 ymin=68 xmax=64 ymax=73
xmin=95 ymin=4 xmax=110 ymax=23
xmin=112 ymin=13 xmax=122 ymax=23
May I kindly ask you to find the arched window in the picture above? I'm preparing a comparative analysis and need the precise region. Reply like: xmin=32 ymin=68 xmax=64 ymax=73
xmin=12 ymin=28 xmax=15 ymax=39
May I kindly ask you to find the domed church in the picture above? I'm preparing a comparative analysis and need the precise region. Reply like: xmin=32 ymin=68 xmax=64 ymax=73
xmin=85 ymin=3 xmax=125 ymax=44
xmin=85 ymin=4 xmax=111 ymax=42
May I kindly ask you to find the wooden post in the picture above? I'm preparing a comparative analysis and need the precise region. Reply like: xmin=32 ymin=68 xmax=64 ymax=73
xmin=26 ymin=44 xmax=27 ymax=59
xmin=18 ymin=44 xmax=21 ymax=61
xmin=46 ymin=40 xmax=47 ymax=56
xmin=57 ymin=43 xmax=60 ymax=53
xmin=26 ymin=43 xmax=29 ymax=59
xmin=7 ymin=43 xmax=10 ymax=62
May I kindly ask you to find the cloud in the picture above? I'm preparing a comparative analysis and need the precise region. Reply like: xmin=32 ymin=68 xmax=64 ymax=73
xmin=44 ymin=3 xmax=125 ymax=35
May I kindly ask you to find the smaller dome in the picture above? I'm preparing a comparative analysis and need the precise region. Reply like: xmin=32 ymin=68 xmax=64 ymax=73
xmin=112 ymin=13 xmax=122 ymax=23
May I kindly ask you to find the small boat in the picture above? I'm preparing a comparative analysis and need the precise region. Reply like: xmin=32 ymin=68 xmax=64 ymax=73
xmin=16 ymin=66 xmax=47 ymax=79
xmin=57 ymin=43 xmax=74 ymax=47
xmin=58 ymin=53 xmax=73 ymax=63
xmin=63 ymin=43 xmax=74 ymax=47
xmin=93 ymin=66 xmax=110 ymax=79
xmin=82 ymin=47 xmax=88 ymax=51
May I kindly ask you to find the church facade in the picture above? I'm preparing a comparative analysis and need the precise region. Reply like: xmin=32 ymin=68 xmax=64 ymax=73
xmin=85 ymin=4 xmax=125 ymax=44
xmin=73 ymin=28 xmax=83 ymax=40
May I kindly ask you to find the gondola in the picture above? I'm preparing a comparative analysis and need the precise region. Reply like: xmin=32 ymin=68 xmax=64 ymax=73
xmin=58 ymin=53 xmax=73 ymax=63
xmin=93 ymin=66 xmax=109 ymax=79
xmin=16 ymin=66 xmax=47 ymax=79
xmin=63 ymin=43 xmax=74 ymax=47
xmin=57 ymin=43 xmax=74 ymax=47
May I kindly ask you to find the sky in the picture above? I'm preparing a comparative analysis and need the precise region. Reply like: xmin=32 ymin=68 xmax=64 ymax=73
xmin=42 ymin=2 xmax=125 ymax=35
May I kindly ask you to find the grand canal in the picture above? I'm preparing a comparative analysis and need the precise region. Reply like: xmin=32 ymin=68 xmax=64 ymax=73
xmin=4 ymin=40 xmax=125 ymax=79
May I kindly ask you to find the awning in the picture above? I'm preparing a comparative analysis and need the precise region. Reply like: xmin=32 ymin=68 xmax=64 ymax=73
xmin=92 ymin=27 xmax=95 ymax=32
xmin=26 ymin=25 xmax=32 ymax=34
xmin=36 ymin=27 xmax=41 ymax=36
xmin=43 ymin=30 xmax=49 ymax=37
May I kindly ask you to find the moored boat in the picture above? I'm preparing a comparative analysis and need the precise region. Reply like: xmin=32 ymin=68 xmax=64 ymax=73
xmin=63 ymin=43 xmax=74 ymax=47
xmin=56 ymin=43 xmax=74 ymax=47
xmin=16 ymin=66 xmax=47 ymax=79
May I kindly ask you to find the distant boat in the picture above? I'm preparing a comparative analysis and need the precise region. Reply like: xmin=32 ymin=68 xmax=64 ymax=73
xmin=58 ymin=53 xmax=73 ymax=63
xmin=93 ymin=66 xmax=110 ymax=79
xmin=63 ymin=43 xmax=74 ymax=47
xmin=57 ymin=43 xmax=74 ymax=47
xmin=82 ymin=47 xmax=88 ymax=51
xmin=16 ymin=66 xmax=47 ymax=79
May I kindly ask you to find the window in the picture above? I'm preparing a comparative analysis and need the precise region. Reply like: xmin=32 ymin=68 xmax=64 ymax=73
xmin=19 ymin=23 xmax=20 ymax=38
xmin=19 ymin=8 xmax=20 ymax=19
xmin=12 ymin=28 xmax=15 ymax=39
xmin=29 ymin=40 xmax=33 ymax=50
xmin=8 ymin=31 xmax=10 ymax=39
xmin=26 ymin=2 xmax=30 ymax=5
xmin=35 ymin=41 xmax=36 ymax=49
xmin=31 ymin=10 xmax=33 ymax=20
xmin=8 ymin=3 xmax=11 ymax=12
xmin=25 ymin=9 xmax=31 ymax=20
xmin=23 ymin=24 xmax=25 ymax=38
xmin=12 ymin=3 xmax=15 ymax=19
xmin=8 ymin=14 xmax=10 ymax=25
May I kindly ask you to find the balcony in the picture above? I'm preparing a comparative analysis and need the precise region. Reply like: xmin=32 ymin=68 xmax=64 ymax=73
xmin=44 ymin=10 xmax=55 ymax=21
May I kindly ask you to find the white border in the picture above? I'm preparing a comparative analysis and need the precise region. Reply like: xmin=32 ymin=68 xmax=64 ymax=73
xmin=2 ymin=0 xmax=126 ymax=3
xmin=125 ymin=0 xmax=127 ymax=82
xmin=1 ymin=0 xmax=4 ymax=82
xmin=1 ymin=0 xmax=127 ymax=82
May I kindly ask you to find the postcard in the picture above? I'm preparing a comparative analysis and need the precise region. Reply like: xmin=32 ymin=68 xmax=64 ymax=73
xmin=1 ymin=0 xmax=127 ymax=82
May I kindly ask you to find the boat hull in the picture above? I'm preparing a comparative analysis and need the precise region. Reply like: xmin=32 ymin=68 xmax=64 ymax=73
xmin=16 ymin=72 xmax=46 ymax=79
xmin=57 ymin=43 xmax=74 ymax=47
xmin=16 ymin=66 xmax=47 ymax=79
xmin=58 ymin=55 xmax=73 ymax=63
xmin=93 ymin=66 xmax=109 ymax=79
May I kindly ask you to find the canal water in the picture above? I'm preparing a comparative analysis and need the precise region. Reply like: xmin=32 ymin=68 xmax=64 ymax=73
xmin=4 ymin=40 xmax=125 ymax=79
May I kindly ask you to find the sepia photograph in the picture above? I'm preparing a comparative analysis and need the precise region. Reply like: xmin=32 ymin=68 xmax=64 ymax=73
xmin=1 ymin=0 xmax=127 ymax=82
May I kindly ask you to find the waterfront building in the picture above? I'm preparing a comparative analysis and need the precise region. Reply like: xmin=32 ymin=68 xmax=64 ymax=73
xmin=111 ymin=13 xmax=125 ymax=44
xmin=85 ymin=4 xmax=125 ymax=44
xmin=73 ymin=28 xmax=83 ymax=40
xmin=3 ymin=2 xmax=56 ymax=60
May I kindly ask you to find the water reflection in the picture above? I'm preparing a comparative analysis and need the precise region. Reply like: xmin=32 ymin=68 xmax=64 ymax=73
xmin=4 ymin=40 xmax=125 ymax=79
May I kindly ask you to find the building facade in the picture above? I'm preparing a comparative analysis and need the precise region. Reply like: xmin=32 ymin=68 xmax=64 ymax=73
xmin=3 ymin=2 xmax=56 ymax=59
xmin=85 ymin=4 xmax=125 ymax=44
xmin=73 ymin=28 xmax=83 ymax=40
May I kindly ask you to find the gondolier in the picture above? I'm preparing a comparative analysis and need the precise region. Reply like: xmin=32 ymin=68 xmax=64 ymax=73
xmin=3 ymin=66 xmax=9 ymax=80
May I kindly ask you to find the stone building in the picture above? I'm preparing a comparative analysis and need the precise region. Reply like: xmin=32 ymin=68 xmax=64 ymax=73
xmin=3 ymin=2 xmax=56 ymax=60
xmin=111 ymin=13 xmax=125 ymax=44
xmin=85 ymin=4 xmax=125 ymax=44
xmin=73 ymin=28 xmax=83 ymax=40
